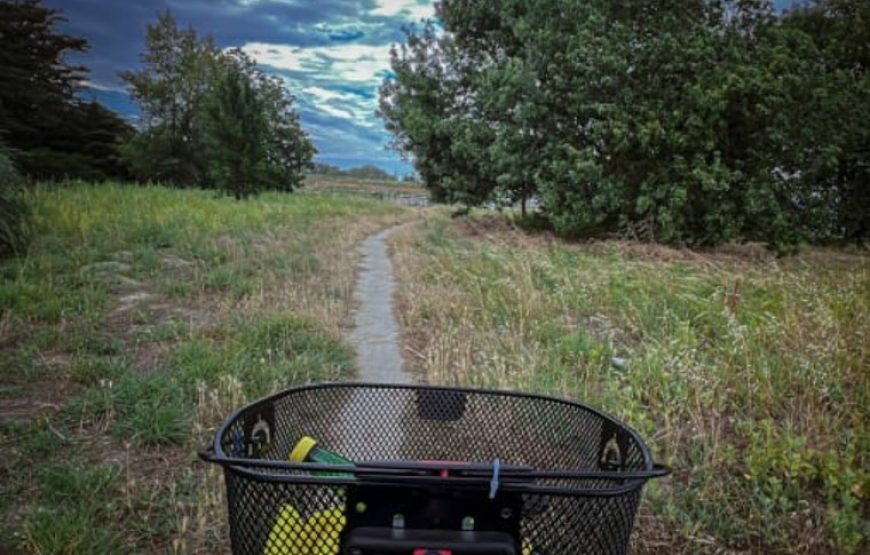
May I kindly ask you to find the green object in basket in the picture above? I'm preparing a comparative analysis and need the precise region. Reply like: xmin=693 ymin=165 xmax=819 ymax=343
xmin=289 ymin=436 xmax=353 ymax=477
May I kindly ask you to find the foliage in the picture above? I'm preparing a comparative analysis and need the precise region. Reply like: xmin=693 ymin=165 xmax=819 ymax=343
xmin=381 ymin=0 xmax=869 ymax=248
xmin=199 ymin=54 xmax=270 ymax=199
xmin=0 ymin=0 xmax=133 ymax=181
xmin=119 ymin=11 xmax=219 ymax=186
xmin=0 ymin=146 xmax=29 ymax=257
xmin=310 ymin=162 xmax=346 ymax=176
xmin=121 ymin=12 xmax=314 ymax=195
xmin=0 ymin=0 xmax=86 ymax=148
xmin=380 ymin=22 xmax=496 ymax=205
xmin=781 ymin=0 xmax=870 ymax=243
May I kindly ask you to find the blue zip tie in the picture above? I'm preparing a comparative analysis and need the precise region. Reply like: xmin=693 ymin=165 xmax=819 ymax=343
xmin=233 ymin=429 xmax=243 ymax=456
xmin=489 ymin=458 xmax=501 ymax=499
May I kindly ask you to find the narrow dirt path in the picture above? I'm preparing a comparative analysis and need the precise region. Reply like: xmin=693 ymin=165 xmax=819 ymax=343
xmin=346 ymin=225 xmax=413 ymax=383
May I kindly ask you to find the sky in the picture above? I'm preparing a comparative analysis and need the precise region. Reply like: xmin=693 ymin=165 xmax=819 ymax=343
xmin=46 ymin=0 xmax=798 ymax=176
xmin=47 ymin=0 xmax=440 ymax=176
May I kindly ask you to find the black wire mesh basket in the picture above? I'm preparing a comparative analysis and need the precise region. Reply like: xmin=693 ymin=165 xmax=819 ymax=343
xmin=201 ymin=383 xmax=669 ymax=555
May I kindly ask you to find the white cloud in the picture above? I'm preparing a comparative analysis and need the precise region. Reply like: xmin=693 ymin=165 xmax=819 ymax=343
xmin=302 ymin=86 xmax=355 ymax=103
xmin=300 ymin=86 xmax=379 ymax=126
xmin=371 ymin=0 xmax=435 ymax=20
xmin=239 ymin=42 xmax=392 ymax=82
xmin=231 ymin=3 xmax=432 ymax=163
xmin=83 ymin=80 xmax=127 ymax=93
xmin=317 ymin=103 xmax=355 ymax=120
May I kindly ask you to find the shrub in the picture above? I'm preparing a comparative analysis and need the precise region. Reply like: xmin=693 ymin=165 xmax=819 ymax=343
xmin=0 ymin=147 xmax=30 ymax=257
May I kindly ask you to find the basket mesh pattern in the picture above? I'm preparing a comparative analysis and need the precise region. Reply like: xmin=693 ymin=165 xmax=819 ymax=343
xmin=215 ymin=384 xmax=653 ymax=555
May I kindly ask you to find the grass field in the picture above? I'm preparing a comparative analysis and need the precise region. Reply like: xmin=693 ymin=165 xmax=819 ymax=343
xmin=2 ymin=182 xmax=866 ymax=554
xmin=390 ymin=213 xmax=868 ymax=554
xmin=303 ymin=174 xmax=428 ymax=201
xmin=0 ymin=182 xmax=412 ymax=554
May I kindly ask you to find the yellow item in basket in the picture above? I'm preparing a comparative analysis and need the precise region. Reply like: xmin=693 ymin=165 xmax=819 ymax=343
xmin=264 ymin=505 xmax=533 ymax=555
xmin=264 ymin=504 xmax=345 ymax=555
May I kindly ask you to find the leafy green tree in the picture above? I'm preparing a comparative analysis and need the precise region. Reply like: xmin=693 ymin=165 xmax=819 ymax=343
xmin=380 ymin=22 xmax=498 ymax=205
xmin=252 ymin=60 xmax=315 ymax=193
xmin=382 ymin=0 xmax=868 ymax=248
xmin=309 ymin=163 xmax=401 ymax=181
xmin=780 ymin=0 xmax=869 ymax=243
xmin=198 ymin=54 xmax=269 ymax=199
xmin=345 ymin=165 xmax=394 ymax=181
xmin=198 ymin=50 xmax=314 ymax=198
xmin=120 ymin=11 xmax=219 ymax=185
xmin=123 ymin=14 xmax=313 ymax=194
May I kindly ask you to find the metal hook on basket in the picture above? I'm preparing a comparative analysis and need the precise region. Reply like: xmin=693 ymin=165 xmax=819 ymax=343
xmin=489 ymin=458 xmax=501 ymax=499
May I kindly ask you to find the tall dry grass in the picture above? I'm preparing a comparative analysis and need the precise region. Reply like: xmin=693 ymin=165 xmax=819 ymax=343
xmin=389 ymin=213 xmax=869 ymax=554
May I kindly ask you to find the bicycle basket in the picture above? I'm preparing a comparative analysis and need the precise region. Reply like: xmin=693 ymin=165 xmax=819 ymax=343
xmin=202 ymin=383 xmax=669 ymax=555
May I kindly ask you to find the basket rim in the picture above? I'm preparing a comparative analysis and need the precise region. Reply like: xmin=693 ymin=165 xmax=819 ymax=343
xmin=208 ymin=382 xmax=660 ymax=496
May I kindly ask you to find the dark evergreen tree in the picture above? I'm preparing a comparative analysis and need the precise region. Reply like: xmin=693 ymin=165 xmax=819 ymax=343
xmin=0 ymin=0 xmax=132 ymax=181
xmin=0 ymin=0 xmax=86 ymax=150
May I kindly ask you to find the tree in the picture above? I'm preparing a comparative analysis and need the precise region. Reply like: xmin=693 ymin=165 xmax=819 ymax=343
xmin=122 ymin=14 xmax=314 ymax=194
xmin=120 ymin=11 xmax=219 ymax=185
xmin=0 ymin=0 xmax=86 ymax=150
xmin=199 ymin=58 xmax=267 ymax=199
xmin=380 ymin=21 xmax=498 ymax=205
xmin=381 ymin=0 xmax=869 ymax=248
xmin=252 ymin=59 xmax=315 ymax=192
xmin=309 ymin=163 xmax=402 ymax=181
xmin=0 ymin=0 xmax=132 ymax=181
xmin=310 ymin=162 xmax=345 ymax=176
xmin=345 ymin=165 xmax=394 ymax=181
xmin=24 ymin=100 xmax=134 ymax=181
xmin=779 ymin=0 xmax=869 ymax=243
xmin=198 ymin=50 xmax=314 ymax=198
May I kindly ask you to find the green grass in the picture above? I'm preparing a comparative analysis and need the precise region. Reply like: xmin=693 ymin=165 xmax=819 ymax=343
xmin=392 ymin=214 xmax=869 ymax=554
xmin=0 ymin=181 xmax=410 ymax=553
xmin=22 ymin=464 xmax=124 ymax=555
